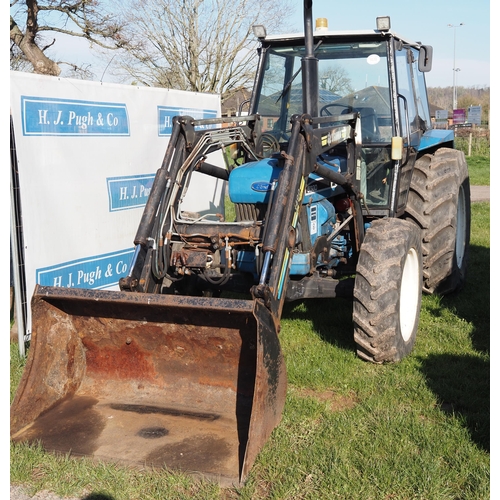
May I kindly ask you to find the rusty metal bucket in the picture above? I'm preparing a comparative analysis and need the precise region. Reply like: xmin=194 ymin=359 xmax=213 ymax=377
xmin=11 ymin=285 xmax=287 ymax=486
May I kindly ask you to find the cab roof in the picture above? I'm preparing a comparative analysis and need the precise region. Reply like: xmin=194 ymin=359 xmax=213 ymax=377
xmin=262 ymin=29 xmax=422 ymax=49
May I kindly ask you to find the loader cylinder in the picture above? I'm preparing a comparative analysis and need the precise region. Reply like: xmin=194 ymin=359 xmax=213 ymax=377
xmin=134 ymin=121 xmax=182 ymax=247
xmin=262 ymin=119 xmax=302 ymax=254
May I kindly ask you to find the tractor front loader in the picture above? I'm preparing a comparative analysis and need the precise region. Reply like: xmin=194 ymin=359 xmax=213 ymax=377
xmin=11 ymin=0 xmax=471 ymax=487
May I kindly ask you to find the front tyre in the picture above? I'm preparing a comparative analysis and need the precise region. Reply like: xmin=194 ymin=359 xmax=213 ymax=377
xmin=353 ymin=218 xmax=423 ymax=363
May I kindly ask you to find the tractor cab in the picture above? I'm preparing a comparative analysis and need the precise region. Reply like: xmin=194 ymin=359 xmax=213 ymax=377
xmin=250 ymin=17 xmax=433 ymax=216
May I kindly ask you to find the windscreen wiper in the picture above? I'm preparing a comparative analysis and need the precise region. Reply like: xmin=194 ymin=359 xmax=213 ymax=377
xmin=276 ymin=40 xmax=323 ymax=103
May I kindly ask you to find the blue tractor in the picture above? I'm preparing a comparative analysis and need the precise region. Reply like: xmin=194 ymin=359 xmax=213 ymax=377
xmin=11 ymin=0 xmax=470 ymax=487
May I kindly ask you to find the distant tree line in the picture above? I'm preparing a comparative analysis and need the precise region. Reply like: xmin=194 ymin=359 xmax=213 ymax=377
xmin=427 ymin=86 xmax=490 ymax=119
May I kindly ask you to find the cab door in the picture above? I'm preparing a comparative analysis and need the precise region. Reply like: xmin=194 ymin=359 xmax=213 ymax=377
xmin=394 ymin=45 xmax=431 ymax=215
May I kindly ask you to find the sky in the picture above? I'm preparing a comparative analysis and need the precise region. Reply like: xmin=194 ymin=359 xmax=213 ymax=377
xmin=284 ymin=0 xmax=490 ymax=89
xmin=11 ymin=0 xmax=490 ymax=90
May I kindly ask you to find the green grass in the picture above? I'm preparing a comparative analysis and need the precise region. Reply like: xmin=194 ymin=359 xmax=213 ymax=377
xmin=466 ymin=155 xmax=490 ymax=186
xmin=10 ymin=190 xmax=489 ymax=499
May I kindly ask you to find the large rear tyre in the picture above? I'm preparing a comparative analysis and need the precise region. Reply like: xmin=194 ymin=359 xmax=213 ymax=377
xmin=404 ymin=148 xmax=471 ymax=294
xmin=353 ymin=218 xmax=422 ymax=363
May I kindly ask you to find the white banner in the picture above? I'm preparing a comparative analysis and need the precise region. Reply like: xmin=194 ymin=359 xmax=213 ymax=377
xmin=10 ymin=71 xmax=224 ymax=340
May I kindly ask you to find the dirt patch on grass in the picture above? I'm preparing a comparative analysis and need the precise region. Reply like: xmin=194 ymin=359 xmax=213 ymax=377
xmin=295 ymin=388 xmax=358 ymax=412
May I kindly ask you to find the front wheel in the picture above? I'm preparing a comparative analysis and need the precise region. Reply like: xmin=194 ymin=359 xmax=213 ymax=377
xmin=353 ymin=218 xmax=423 ymax=363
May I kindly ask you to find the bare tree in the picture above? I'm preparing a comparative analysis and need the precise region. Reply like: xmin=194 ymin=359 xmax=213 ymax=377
xmin=113 ymin=0 xmax=293 ymax=102
xmin=10 ymin=0 xmax=126 ymax=77
xmin=320 ymin=65 xmax=353 ymax=96
xmin=10 ymin=39 xmax=32 ymax=72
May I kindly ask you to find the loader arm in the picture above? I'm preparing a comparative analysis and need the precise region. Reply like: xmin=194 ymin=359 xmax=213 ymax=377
xmin=120 ymin=114 xmax=261 ymax=294
xmin=252 ymin=112 xmax=362 ymax=320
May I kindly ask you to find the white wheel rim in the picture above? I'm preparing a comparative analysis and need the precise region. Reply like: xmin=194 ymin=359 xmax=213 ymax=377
xmin=400 ymin=247 xmax=420 ymax=342
xmin=455 ymin=185 xmax=467 ymax=268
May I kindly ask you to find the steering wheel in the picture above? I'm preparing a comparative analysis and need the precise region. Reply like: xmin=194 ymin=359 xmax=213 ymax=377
xmin=320 ymin=103 xmax=353 ymax=117
xmin=257 ymin=132 xmax=283 ymax=157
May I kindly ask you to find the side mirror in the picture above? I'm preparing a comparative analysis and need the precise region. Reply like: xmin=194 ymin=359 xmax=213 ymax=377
xmin=418 ymin=45 xmax=433 ymax=72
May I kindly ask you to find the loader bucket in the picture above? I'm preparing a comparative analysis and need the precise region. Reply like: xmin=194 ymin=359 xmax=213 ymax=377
xmin=11 ymin=285 xmax=287 ymax=486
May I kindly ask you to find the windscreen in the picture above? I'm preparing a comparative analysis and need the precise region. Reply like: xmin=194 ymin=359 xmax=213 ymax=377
xmin=256 ymin=40 xmax=393 ymax=144
xmin=255 ymin=39 xmax=395 ymax=209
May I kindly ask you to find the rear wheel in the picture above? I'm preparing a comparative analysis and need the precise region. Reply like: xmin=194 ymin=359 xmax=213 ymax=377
xmin=353 ymin=218 xmax=422 ymax=363
xmin=404 ymin=148 xmax=471 ymax=294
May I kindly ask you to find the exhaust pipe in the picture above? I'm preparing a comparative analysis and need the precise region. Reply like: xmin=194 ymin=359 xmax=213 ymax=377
xmin=302 ymin=0 xmax=319 ymax=117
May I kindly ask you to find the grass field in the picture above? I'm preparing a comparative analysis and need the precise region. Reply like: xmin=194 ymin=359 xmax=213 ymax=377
xmin=10 ymin=158 xmax=490 ymax=499
xmin=466 ymin=155 xmax=490 ymax=186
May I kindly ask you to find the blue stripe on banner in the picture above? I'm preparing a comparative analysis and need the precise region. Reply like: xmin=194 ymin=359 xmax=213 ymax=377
xmin=158 ymin=106 xmax=217 ymax=136
xmin=106 ymin=174 xmax=155 ymax=211
xmin=21 ymin=96 xmax=130 ymax=136
xmin=36 ymin=249 xmax=135 ymax=289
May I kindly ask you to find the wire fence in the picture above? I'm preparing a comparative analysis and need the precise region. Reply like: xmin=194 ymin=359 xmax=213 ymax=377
xmin=454 ymin=127 xmax=490 ymax=157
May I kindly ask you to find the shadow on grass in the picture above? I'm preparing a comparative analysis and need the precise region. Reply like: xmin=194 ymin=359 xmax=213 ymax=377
xmin=441 ymin=244 xmax=490 ymax=355
xmin=82 ymin=494 xmax=116 ymax=500
xmin=418 ymin=242 xmax=490 ymax=452
xmin=418 ymin=352 xmax=489 ymax=452
xmin=281 ymin=242 xmax=490 ymax=454
xmin=281 ymin=295 xmax=355 ymax=352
